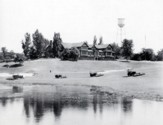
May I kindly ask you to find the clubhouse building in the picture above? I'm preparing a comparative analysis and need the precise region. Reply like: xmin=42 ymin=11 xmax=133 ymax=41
xmin=62 ymin=42 xmax=115 ymax=60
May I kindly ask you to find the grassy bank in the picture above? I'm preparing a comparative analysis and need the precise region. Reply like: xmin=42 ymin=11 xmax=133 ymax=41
xmin=0 ymin=59 xmax=163 ymax=100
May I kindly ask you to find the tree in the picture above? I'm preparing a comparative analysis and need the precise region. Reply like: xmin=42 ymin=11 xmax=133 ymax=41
xmin=29 ymin=46 xmax=37 ymax=59
xmin=22 ymin=33 xmax=31 ymax=59
xmin=131 ymin=53 xmax=142 ymax=61
xmin=8 ymin=50 xmax=16 ymax=59
xmin=21 ymin=30 xmax=65 ymax=59
xmin=140 ymin=48 xmax=155 ymax=61
xmin=121 ymin=39 xmax=133 ymax=59
xmin=52 ymin=33 xmax=64 ymax=58
xmin=43 ymin=39 xmax=50 ymax=56
xmin=32 ymin=29 xmax=47 ymax=58
xmin=60 ymin=47 xmax=79 ymax=61
xmin=110 ymin=42 xmax=121 ymax=59
xmin=0 ymin=48 xmax=18 ymax=62
xmin=93 ymin=36 xmax=97 ymax=46
xmin=45 ymin=40 xmax=53 ymax=58
xmin=14 ymin=54 xmax=24 ymax=64
xmin=60 ymin=49 xmax=70 ymax=60
xmin=98 ymin=36 xmax=103 ymax=45
xmin=157 ymin=49 xmax=163 ymax=61
xmin=69 ymin=47 xmax=80 ymax=61
xmin=1 ymin=47 xmax=8 ymax=61
xmin=0 ymin=53 xmax=3 ymax=61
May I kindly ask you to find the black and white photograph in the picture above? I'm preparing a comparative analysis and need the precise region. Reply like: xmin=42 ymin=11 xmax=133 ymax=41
xmin=0 ymin=0 xmax=163 ymax=125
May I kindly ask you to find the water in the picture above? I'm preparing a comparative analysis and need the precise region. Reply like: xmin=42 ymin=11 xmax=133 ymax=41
xmin=0 ymin=86 xmax=163 ymax=125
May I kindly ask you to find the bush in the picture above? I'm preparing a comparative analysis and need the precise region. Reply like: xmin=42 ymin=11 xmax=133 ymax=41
xmin=131 ymin=53 xmax=142 ymax=61
xmin=140 ymin=48 xmax=156 ymax=61
xmin=14 ymin=54 xmax=25 ymax=64
xmin=60 ymin=49 xmax=70 ymax=60
xmin=156 ymin=49 xmax=163 ymax=61
xmin=60 ymin=47 xmax=79 ymax=61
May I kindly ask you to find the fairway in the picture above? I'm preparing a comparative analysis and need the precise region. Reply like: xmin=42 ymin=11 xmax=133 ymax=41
xmin=0 ymin=59 xmax=163 ymax=100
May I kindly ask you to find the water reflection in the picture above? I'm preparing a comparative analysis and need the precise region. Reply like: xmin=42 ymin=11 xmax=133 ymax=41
xmin=93 ymin=94 xmax=97 ymax=113
xmin=0 ymin=96 xmax=17 ymax=107
xmin=0 ymin=97 xmax=8 ymax=107
xmin=1 ymin=86 xmax=163 ymax=125
xmin=22 ymin=89 xmax=123 ymax=123
xmin=12 ymin=86 xmax=23 ymax=93
xmin=121 ymin=97 xmax=133 ymax=113
xmin=23 ymin=93 xmax=89 ymax=122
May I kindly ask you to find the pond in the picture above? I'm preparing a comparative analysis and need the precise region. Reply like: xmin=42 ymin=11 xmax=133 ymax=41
xmin=0 ymin=85 xmax=163 ymax=125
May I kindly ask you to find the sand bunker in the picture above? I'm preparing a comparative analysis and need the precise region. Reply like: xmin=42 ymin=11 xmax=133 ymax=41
xmin=98 ymin=69 xmax=125 ymax=74
xmin=0 ymin=73 xmax=34 ymax=77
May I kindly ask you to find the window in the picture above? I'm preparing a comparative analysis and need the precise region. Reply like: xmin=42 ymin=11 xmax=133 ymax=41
xmin=88 ymin=52 xmax=93 ymax=56
xmin=81 ymin=50 xmax=88 ymax=55
xmin=107 ymin=52 xmax=111 ymax=56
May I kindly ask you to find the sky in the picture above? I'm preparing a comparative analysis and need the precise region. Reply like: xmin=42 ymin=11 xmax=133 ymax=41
xmin=0 ymin=0 xmax=163 ymax=53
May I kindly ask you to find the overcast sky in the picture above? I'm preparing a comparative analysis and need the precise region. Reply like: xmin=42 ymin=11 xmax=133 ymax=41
xmin=0 ymin=0 xmax=163 ymax=53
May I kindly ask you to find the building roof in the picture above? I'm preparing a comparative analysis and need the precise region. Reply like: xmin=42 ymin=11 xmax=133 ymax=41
xmin=88 ymin=44 xmax=93 ymax=48
xmin=95 ymin=44 xmax=110 ymax=49
xmin=62 ymin=42 xmax=113 ymax=51
xmin=88 ymin=49 xmax=93 ymax=52
xmin=99 ymin=50 xmax=103 ymax=52
xmin=62 ymin=42 xmax=88 ymax=49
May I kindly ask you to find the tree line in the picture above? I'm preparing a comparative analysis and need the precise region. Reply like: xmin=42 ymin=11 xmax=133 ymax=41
xmin=109 ymin=39 xmax=163 ymax=61
xmin=0 ymin=47 xmax=25 ymax=64
xmin=21 ymin=29 xmax=79 ymax=61
xmin=0 ymin=30 xmax=163 ymax=62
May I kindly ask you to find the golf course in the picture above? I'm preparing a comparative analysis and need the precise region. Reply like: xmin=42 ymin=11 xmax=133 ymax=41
xmin=0 ymin=59 xmax=163 ymax=101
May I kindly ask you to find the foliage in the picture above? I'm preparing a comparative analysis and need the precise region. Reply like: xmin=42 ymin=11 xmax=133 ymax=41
xmin=32 ymin=29 xmax=48 ymax=58
xmin=156 ymin=49 xmax=163 ymax=61
xmin=93 ymin=36 xmax=97 ymax=45
xmin=8 ymin=50 xmax=16 ymax=59
xmin=131 ymin=48 xmax=156 ymax=61
xmin=0 ymin=47 xmax=17 ymax=62
xmin=131 ymin=53 xmax=142 ymax=61
xmin=110 ymin=43 xmax=121 ymax=59
xmin=61 ymin=47 xmax=79 ymax=61
xmin=14 ymin=54 xmax=24 ymax=64
xmin=1 ymin=47 xmax=7 ymax=60
xmin=29 ymin=46 xmax=38 ymax=59
xmin=31 ymin=30 xmax=50 ymax=58
xmin=98 ymin=36 xmax=103 ymax=45
xmin=0 ymin=52 xmax=3 ymax=61
xmin=44 ymin=40 xmax=54 ymax=58
xmin=69 ymin=47 xmax=80 ymax=61
xmin=60 ymin=49 xmax=70 ymax=60
xmin=18 ymin=29 xmax=163 ymax=62
xmin=22 ymin=33 xmax=31 ymax=59
xmin=52 ymin=33 xmax=64 ymax=58
xmin=21 ymin=30 xmax=65 ymax=60
xmin=121 ymin=39 xmax=133 ymax=59
xmin=140 ymin=48 xmax=155 ymax=61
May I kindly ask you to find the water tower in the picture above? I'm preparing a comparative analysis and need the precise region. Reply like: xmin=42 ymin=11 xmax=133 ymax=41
xmin=118 ymin=18 xmax=125 ymax=43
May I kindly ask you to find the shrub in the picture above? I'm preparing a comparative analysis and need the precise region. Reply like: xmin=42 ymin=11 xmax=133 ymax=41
xmin=60 ymin=47 xmax=79 ymax=61
xmin=14 ymin=54 xmax=24 ymax=64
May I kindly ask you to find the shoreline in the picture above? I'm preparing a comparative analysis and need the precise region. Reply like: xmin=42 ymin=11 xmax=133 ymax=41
xmin=0 ymin=81 xmax=163 ymax=102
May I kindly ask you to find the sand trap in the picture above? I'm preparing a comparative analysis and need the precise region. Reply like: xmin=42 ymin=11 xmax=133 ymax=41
xmin=0 ymin=73 xmax=12 ymax=77
xmin=0 ymin=73 xmax=34 ymax=77
xmin=98 ymin=69 xmax=125 ymax=74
